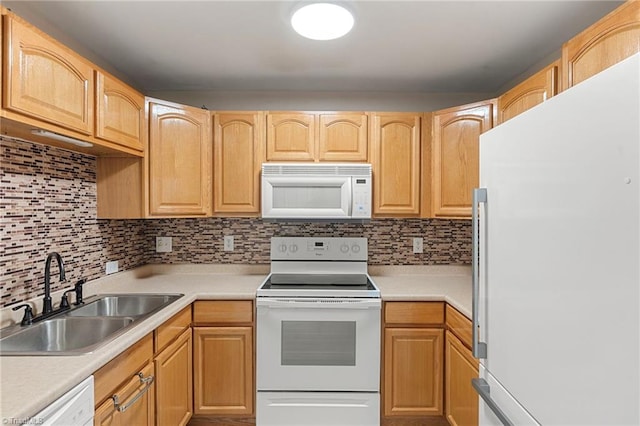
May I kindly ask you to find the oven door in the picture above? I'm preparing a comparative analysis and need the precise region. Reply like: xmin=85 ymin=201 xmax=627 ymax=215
xmin=261 ymin=176 xmax=351 ymax=219
xmin=256 ymin=298 xmax=381 ymax=392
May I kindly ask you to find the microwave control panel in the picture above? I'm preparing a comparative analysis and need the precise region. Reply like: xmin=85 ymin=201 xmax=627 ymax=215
xmin=351 ymin=176 xmax=371 ymax=218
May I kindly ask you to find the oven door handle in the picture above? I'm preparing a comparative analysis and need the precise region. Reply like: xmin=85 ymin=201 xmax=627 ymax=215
xmin=256 ymin=298 xmax=381 ymax=309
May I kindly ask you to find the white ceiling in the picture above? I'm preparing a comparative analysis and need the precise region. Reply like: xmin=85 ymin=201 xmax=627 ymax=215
xmin=4 ymin=1 xmax=624 ymax=94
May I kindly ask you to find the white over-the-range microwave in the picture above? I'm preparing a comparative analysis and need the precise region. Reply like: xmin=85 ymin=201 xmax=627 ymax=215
xmin=261 ymin=163 xmax=371 ymax=220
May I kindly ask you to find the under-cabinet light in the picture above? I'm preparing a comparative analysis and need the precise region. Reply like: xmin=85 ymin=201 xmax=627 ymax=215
xmin=31 ymin=129 xmax=93 ymax=148
xmin=291 ymin=3 xmax=354 ymax=41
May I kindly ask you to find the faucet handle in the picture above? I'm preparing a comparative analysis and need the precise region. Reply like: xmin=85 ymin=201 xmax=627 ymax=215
xmin=74 ymin=278 xmax=87 ymax=305
xmin=60 ymin=288 xmax=75 ymax=309
xmin=12 ymin=304 xmax=34 ymax=326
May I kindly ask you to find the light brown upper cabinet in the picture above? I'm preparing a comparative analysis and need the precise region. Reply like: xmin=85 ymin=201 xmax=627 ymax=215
xmin=318 ymin=113 xmax=368 ymax=161
xmin=266 ymin=111 xmax=368 ymax=162
xmin=95 ymin=71 xmax=145 ymax=152
xmin=213 ymin=111 xmax=265 ymax=215
xmin=431 ymin=100 xmax=495 ymax=219
xmin=562 ymin=0 xmax=640 ymax=90
xmin=497 ymin=61 xmax=559 ymax=124
xmin=1 ymin=10 xmax=143 ymax=156
xmin=148 ymin=99 xmax=212 ymax=217
xmin=3 ymin=13 xmax=94 ymax=135
xmin=370 ymin=113 xmax=421 ymax=217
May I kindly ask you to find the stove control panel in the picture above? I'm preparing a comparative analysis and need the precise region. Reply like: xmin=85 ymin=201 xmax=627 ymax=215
xmin=271 ymin=237 xmax=367 ymax=261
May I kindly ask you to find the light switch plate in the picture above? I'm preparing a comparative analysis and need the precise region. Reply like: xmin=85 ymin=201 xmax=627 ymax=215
xmin=156 ymin=236 xmax=172 ymax=253
xmin=224 ymin=236 xmax=234 ymax=251
xmin=105 ymin=260 xmax=119 ymax=275
xmin=413 ymin=237 xmax=424 ymax=254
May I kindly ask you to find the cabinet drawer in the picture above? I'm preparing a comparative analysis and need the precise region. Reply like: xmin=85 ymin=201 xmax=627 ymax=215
xmin=445 ymin=304 xmax=473 ymax=349
xmin=193 ymin=300 xmax=253 ymax=324
xmin=94 ymin=362 xmax=155 ymax=425
xmin=155 ymin=305 xmax=192 ymax=354
xmin=94 ymin=333 xmax=153 ymax=406
xmin=384 ymin=302 xmax=444 ymax=325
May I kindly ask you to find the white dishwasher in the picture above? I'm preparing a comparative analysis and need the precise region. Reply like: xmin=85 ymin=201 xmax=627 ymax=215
xmin=33 ymin=376 xmax=94 ymax=425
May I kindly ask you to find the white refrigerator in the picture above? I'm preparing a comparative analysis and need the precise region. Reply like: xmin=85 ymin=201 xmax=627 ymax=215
xmin=473 ymin=53 xmax=640 ymax=425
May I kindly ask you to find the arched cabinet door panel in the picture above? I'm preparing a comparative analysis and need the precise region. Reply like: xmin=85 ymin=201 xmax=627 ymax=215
xmin=214 ymin=111 xmax=264 ymax=214
xmin=498 ymin=61 xmax=559 ymax=124
xmin=370 ymin=113 xmax=422 ymax=217
xmin=4 ymin=14 xmax=94 ymax=134
xmin=432 ymin=100 xmax=494 ymax=219
xmin=148 ymin=100 xmax=212 ymax=217
xmin=96 ymin=71 xmax=144 ymax=152
xmin=562 ymin=1 xmax=640 ymax=90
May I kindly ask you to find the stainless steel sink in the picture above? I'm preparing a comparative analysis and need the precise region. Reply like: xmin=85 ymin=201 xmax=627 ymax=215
xmin=0 ymin=293 xmax=184 ymax=356
xmin=0 ymin=317 xmax=134 ymax=355
xmin=66 ymin=294 xmax=182 ymax=317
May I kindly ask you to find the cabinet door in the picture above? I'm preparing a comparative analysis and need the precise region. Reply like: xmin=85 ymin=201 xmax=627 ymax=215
xmin=432 ymin=101 xmax=494 ymax=218
xmin=318 ymin=113 xmax=368 ymax=161
xmin=383 ymin=327 xmax=443 ymax=417
xmin=445 ymin=331 xmax=479 ymax=426
xmin=148 ymin=100 xmax=212 ymax=216
xmin=370 ymin=113 xmax=421 ymax=216
xmin=562 ymin=1 xmax=640 ymax=90
xmin=94 ymin=363 xmax=155 ymax=426
xmin=96 ymin=71 xmax=144 ymax=151
xmin=155 ymin=328 xmax=193 ymax=426
xmin=193 ymin=326 xmax=254 ymax=415
xmin=266 ymin=112 xmax=316 ymax=161
xmin=497 ymin=61 xmax=558 ymax=124
xmin=4 ymin=14 xmax=94 ymax=134
xmin=213 ymin=111 xmax=264 ymax=214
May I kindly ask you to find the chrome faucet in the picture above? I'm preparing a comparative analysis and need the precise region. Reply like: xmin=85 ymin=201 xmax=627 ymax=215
xmin=43 ymin=252 xmax=66 ymax=314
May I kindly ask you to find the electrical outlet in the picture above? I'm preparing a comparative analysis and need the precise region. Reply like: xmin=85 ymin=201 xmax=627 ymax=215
xmin=105 ymin=260 xmax=119 ymax=275
xmin=156 ymin=236 xmax=172 ymax=253
xmin=224 ymin=235 xmax=234 ymax=251
xmin=413 ymin=237 xmax=424 ymax=254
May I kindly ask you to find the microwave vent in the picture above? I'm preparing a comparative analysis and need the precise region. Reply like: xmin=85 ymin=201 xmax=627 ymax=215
xmin=262 ymin=163 xmax=371 ymax=177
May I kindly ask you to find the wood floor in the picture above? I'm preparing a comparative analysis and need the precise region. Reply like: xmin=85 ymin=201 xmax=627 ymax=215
xmin=188 ymin=416 xmax=255 ymax=426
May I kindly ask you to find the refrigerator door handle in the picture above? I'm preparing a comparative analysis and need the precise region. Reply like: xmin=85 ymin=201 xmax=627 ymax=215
xmin=472 ymin=188 xmax=488 ymax=359
xmin=472 ymin=378 xmax=514 ymax=426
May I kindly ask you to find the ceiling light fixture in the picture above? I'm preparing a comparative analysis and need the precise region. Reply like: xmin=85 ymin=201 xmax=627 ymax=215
xmin=291 ymin=3 xmax=354 ymax=41
xmin=31 ymin=129 xmax=94 ymax=148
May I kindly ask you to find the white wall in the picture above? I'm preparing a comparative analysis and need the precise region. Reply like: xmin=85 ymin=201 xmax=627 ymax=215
xmin=145 ymin=90 xmax=494 ymax=112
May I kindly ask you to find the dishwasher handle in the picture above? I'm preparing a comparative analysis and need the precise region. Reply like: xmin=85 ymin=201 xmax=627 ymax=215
xmin=112 ymin=372 xmax=154 ymax=413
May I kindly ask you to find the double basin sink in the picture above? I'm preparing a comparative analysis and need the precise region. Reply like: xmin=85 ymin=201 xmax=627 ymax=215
xmin=0 ymin=294 xmax=183 ymax=356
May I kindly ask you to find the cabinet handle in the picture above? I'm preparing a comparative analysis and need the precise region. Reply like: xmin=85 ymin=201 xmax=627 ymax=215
xmin=472 ymin=378 xmax=514 ymax=426
xmin=472 ymin=187 xmax=488 ymax=359
xmin=112 ymin=372 xmax=154 ymax=413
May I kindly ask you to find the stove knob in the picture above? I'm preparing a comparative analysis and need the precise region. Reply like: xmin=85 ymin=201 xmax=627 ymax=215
xmin=340 ymin=244 xmax=349 ymax=253
xmin=351 ymin=244 xmax=361 ymax=253
xmin=289 ymin=244 xmax=298 ymax=253
xmin=279 ymin=244 xmax=287 ymax=253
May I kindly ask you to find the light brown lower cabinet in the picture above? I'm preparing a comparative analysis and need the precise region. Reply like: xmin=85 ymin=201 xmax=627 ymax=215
xmin=95 ymin=362 xmax=156 ymax=426
xmin=445 ymin=330 xmax=479 ymax=426
xmin=192 ymin=300 xmax=254 ymax=417
xmin=383 ymin=302 xmax=445 ymax=420
xmin=384 ymin=327 xmax=444 ymax=417
xmin=193 ymin=326 xmax=254 ymax=416
xmin=154 ymin=327 xmax=193 ymax=426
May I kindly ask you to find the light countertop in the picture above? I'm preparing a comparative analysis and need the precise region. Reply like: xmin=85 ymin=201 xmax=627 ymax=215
xmin=0 ymin=264 xmax=470 ymax=422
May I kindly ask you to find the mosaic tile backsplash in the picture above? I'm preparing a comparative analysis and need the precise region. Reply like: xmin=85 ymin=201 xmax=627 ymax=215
xmin=0 ymin=136 xmax=470 ymax=309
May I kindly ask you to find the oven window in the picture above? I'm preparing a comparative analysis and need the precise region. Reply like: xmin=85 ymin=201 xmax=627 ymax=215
xmin=281 ymin=321 xmax=356 ymax=366
xmin=273 ymin=186 xmax=342 ymax=209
